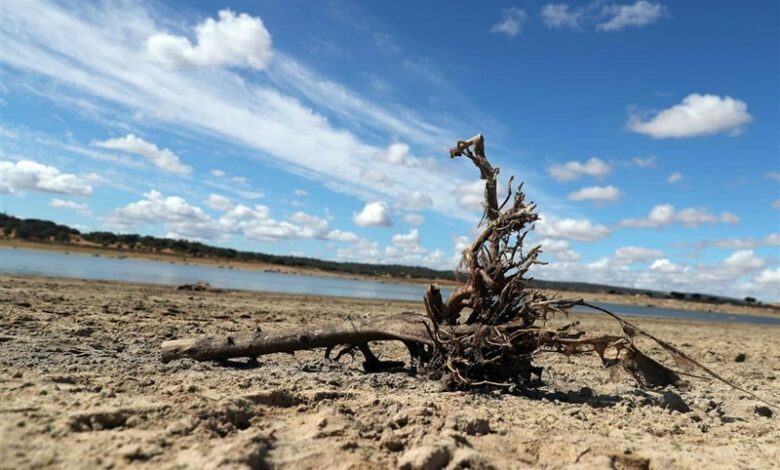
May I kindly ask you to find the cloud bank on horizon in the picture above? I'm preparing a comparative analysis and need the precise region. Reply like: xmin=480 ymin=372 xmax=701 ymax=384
xmin=1 ymin=0 xmax=778 ymax=300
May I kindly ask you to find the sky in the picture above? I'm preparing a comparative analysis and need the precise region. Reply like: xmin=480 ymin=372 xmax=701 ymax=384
xmin=1 ymin=0 xmax=779 ymax=300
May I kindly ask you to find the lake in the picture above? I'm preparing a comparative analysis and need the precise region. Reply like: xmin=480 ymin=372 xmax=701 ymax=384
xmin=2 ymin=246 xmax=779 ymax=326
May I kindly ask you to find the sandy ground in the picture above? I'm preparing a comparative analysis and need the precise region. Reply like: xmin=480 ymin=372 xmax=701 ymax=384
xmin=1 ymin=275 xmax=778 ymax=470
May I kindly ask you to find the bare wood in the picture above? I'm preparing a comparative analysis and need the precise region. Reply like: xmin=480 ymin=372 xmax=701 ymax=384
xmin=160 ymin=314 xmax=433 ymax=363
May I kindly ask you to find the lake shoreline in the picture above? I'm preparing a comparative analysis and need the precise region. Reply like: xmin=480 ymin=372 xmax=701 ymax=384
xmin=3 ymin=239 xmax=778 ymax=319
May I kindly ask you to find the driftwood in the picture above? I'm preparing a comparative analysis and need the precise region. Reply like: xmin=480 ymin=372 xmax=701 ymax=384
xmin=160 ymin=134 xmax=776 ymax=404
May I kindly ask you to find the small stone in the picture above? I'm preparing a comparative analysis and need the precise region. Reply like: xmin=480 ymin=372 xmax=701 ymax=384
xmin=398 ymin=445 xmax=450 ymax=470
xmin=656 ymin=391 xmax=690 ymax=413
xmin=755 ymin=406 xmax=773 ymax=418
xmin=734 ymin=353 xmax=747 ymax=363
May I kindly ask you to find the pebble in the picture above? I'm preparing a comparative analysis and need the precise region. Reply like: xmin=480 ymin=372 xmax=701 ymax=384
xmin=754 ymin=406 xmax=772 ymax=418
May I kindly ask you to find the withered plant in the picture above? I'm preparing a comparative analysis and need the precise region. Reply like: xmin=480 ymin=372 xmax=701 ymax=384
xmin=161 ymin=134 xmax=770 ymax=403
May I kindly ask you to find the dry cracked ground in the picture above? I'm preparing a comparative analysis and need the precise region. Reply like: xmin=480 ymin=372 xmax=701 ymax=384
xmin=0 ymin=275 xmax=778 ymax=469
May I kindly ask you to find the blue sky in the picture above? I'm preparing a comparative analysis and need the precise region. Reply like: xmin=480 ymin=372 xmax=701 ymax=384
xmin=1 ymin=0 xmax=778 ymax=299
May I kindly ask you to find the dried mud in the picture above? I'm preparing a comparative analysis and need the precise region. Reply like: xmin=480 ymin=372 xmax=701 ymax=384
xmin=1 ymin=275 xmax=778 ymax=469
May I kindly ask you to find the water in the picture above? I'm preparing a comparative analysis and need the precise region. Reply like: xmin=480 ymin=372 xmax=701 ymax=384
xmin=3 ymin=246 xmax=779 ymax=326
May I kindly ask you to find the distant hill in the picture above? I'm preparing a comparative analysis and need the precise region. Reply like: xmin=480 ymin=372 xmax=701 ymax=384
xmin=0 ymin=212 xmax=766 ymax=307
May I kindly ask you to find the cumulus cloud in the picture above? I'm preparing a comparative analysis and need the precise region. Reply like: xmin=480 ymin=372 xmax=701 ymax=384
xmin=353 ymin=202 xmax=392 ymax=227
xmin=567 ymin=185 xmax=621 ymax=203
xmin=373 ymin=142 xmax=410 ymax=164
xmin=95 ymin=134 xmax=191 ymax=175
xmin=649 ymin=258 xmax=684 ymax=274
xmin=109 ymin=190 xmax=359 ymax=243
xmin=147 ymin=9 xmax=272 ymax=70
xmin=539 ymin=238 xmax=581 ymax=262
xmin=541 ymin=4 xmax=583 ymax=28
xmin=666 ymin=171 xmax=683 ymax=184
xmin=614 ymin=246 xmax=662 ymax=263
xmin=548 ymin=158 xmax=611 ymax=182
xmin=597 ymin=1 xmax=667 ymax=32
xmin=536 ymin=216 xmax=611 ymax=242
xmin=0 ymin=160 xmax=93 ymax=196
xmin=628 ymin=94 xmax=752 ymax=138
xmin=108 ymin=190 xmax=218 ymax=239
xmin=621 ymin=204 xmax=739 ymax=228
xmin=722 ymin=249 xmax=765 ymax=275
xmin=755 ymin=267 xmax=780 ymax=287
xmin=49 ymin=198 xmax=91 ymax=215
xmin=491 ymin=7 xmax=527 ymax=36
xmin=205 ymin=193 xmax=232 ymax=211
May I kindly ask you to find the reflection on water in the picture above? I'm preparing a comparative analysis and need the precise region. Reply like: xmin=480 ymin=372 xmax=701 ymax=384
xmin=2 ymin=246 xmax=778 ymax=326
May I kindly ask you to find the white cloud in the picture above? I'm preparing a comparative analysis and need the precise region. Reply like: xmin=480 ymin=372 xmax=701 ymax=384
xmin=49 ymin=198 xmax=91 ymax=215
xmin=398 ymin=191 xmax=433 ymax=211
xmin=373 ymin=142 xmax=410 ymax=164
xmin=1 ymin=0 xmax=486 ymax=224
xmin=361 ymin=168 xmax=387 ymax=183
xmin=541 ymin=4 xmax=583 ymax=29
xmin=109 ymin=190 xmax=359 ymax=243
xmin=666 ymin=171 xmax=683 ymax=184
xmin=0 ymin=160 xmax=93 ymax=196
xmin=288 ymin=211 xmax=359 ymax=242
xmin=353 ymin=202 xmax=392 ymax=227
xmin=755 ymin=268 xmax=780 ymax=287
xmin=649 ymin=258 xmax=683 ymax=274
xmin=628 ymin=94 xmax=752 ymax=138
xmin=536 ymin=216 xmax=611 ymax=242
xmin=210 ymin=169 xmax=226 ymax=177
xmin=293 ymin=189 xmax=307 ymax=197
xmin=597 ymin=1 xmax=667 ymax=32
xmin=491 ymin=7 xmax=527 ymax=37
xmin=548 ymin=158 xmax=611 ymax=182
xmin=772 ymin=200 xmax=780 ymax=210
xmin=205 ymin=193 xmax=232 ymax=211
xmin=539 ymin=238 xmax=581 ymax=262
xmin=402 ymin=213 xmax=425 ymax=225
xmin=456 ymin=180 xmax=485 ymax=211
xmin=94 ymin=134 xmax=191 ymax=175
xmin=108 ymin=190 xmax=220 ymax=240
xmin=621 ymin=204 xmax=738 ymax=228
xmin=567 ymin=185 xmax=621 ymax=203
xmin=765 ymin=172 xmax=780 ymax=182
xmin=147 ymin=9 xmax=272 ymax=70
xmin=722 ymin=249 xmax=765 ymax=275
xmin=614 ymin=246 xmax=662 ymax=263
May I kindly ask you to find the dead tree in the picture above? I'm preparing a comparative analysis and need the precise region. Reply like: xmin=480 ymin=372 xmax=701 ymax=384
xmin=160 ymin=134 xmax=773 ymax=400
